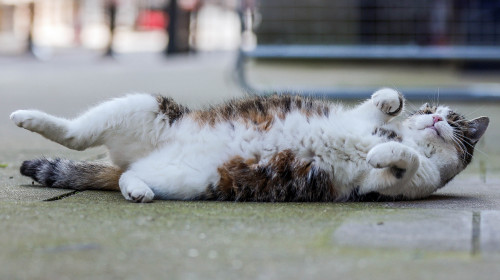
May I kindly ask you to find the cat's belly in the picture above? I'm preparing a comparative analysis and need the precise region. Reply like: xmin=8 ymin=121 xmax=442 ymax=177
xmin=128 ymin=115 xmax=382 ymax=199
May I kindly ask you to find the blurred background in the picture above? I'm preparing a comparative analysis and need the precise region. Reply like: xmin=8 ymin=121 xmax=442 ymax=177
xmin=1 ymin=0 xmax=499 ymax=59
xmin=0 ymin=0 xmax=246 ymax=56
xmin=3 ymin=0 xmax=500 ymax=98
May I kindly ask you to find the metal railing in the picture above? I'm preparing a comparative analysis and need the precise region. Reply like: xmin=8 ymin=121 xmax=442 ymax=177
xmin=236 ymin=0 xmax=500 ymax=101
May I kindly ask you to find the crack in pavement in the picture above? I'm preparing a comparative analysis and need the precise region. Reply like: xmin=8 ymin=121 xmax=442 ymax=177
xmin=43 ymin=190 xmax=81 ymax=201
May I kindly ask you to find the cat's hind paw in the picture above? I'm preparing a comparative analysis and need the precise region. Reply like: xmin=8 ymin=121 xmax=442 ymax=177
xmin=10 ymin=110 xmax=45 ymax=130
xmin=371 ymin=88 xmax=403 ymax=116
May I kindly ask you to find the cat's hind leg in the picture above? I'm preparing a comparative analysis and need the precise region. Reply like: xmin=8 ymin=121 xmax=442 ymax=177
xmin=10 ymin=94 xmax=159 ymax=150
xmin=11 ymin=94 xmax=190 ymax=167
xmin=11 ymin=109 xmax=75 ymax=146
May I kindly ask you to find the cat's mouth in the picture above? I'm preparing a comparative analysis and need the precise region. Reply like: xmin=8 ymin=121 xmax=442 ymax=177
xmin=425 ymin=125 xmax=443 ymax=139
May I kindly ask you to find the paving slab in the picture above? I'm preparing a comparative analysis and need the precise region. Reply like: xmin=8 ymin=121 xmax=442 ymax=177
xmin=0 ymin=198 xmax=350 ymax=280
xmin=481 ymin=210 xmax=500 ymax=255
xmin=0 ymin=152 xmax=72 ymax=202
xmin=2 ymin=194 xmax=500 ymax=280
xmin=381 ymin=176 xmax=500 ymax=211
xmin=0 ymin=183 xmax=74 ymax=202
xmin=0 ymin=196 xmax=497 ymax=280
xmin=332 ymin=209 xmax=472 ymax=252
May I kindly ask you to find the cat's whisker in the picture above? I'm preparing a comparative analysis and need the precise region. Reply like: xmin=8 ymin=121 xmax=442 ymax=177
xmin=455 ymin=139 xmax=468 ymax=157
xmin=452 ymin=132 xmax=470 ymax=144
xmin=447 ymin=119 xmax=465 ymax=124
xmin=403 ymin=100 xmax=419 ymax=115
xmin=451 ymin=137 xmax=472 ymax=162
xmin=426 ymin=95 xmax=437 ymax=108
xmin=451 ymin=134 xmax=466 ymax=152
xmin=453 ymin=132 xmax=476 ymax=143
xmin=460 ymin=106 xmax=488 ymax=119
xmin=436 ymin=88 xmax=440 ymax=107
xmin=431 ymin=88 xmax=438 ymax=108
xmin=452 ymin=131 xmax=489 ymax=158
xmin=456 ymin=138 xmax=489 ymax=158
xmin=450 ymin=136 xmax=464 ymax=153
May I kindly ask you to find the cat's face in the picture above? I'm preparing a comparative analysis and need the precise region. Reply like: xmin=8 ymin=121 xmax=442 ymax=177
xmin=404 ymin=103 xmax=489 ymax=183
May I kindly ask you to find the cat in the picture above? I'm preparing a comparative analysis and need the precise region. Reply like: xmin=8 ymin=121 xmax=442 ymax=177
xmin=10 ymin=88 xmax=489 ymax=203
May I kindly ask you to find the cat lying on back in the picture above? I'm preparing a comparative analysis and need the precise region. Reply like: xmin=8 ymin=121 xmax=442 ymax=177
xmin=10 ymin=88 xmax=489 ymax=203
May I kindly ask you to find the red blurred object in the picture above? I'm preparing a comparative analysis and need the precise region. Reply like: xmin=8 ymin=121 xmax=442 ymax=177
xmin=137 ymin=10 xmax=168 ymax=30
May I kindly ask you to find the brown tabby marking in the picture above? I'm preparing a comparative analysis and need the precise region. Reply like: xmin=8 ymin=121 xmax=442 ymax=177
xmin=94 ymin=166 xmax=122 ymax=191
xmin=191 ymin=95 xmax=330 ymax=129
xmin=156 ymin=95 xmax=191 ymax=125
xmin=372 ymin=127 xmax=402 ymax=142
xmin=416 ymin=104 xmax=437 ymax=115
xmin=204 ymin=150 xmax=337 ymax=202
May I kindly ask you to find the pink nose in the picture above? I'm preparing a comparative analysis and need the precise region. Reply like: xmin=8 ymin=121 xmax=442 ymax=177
xmin=433 ymin=115 xmax=443 ymax=124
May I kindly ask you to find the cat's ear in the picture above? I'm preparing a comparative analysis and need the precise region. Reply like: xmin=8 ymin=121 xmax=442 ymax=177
xmin=467 ymin=117 xmax=489 ymax=144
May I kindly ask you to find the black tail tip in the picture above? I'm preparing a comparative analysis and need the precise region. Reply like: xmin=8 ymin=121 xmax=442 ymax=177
xmin=20 ymin=158 xmax=51 ymax=180
xmin=20 ymin=158 xmax=68 ymax=188
xmin=20 ymin=160 xmax=37 ymax=178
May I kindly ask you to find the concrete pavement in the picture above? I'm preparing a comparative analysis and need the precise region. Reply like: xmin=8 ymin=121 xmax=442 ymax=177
xmin=1 ymin=52 xmax=500 ymax=279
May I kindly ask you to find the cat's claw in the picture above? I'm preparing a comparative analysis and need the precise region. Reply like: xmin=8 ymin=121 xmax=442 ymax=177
xmin=371 ymin=88 xmax=403 ymax=116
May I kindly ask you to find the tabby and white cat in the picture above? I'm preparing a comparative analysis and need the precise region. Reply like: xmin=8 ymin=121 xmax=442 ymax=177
xmin=10 ymin=88 xmax=488 ymax=202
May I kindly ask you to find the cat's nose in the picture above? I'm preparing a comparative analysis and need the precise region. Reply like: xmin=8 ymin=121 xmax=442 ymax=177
xmin=433 ymin=115 xmax=443 ymax=124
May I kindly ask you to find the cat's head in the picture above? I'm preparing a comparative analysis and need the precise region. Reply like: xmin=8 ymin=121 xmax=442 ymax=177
xmin=405 ymin=103 xmax=489 ymax=184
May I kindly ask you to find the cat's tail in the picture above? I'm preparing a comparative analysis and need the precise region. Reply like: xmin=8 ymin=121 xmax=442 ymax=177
xmin=20 ymin=158 xmax=121 ymax=191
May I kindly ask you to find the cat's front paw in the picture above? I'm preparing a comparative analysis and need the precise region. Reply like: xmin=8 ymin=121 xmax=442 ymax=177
xmin=367 ymin=142 xmax=414 ymax=169
xmin=123 ymin=185 xmax=154 ymax=203
xmin=367 ymin=142 xmax=419 ymax=180
xmin=367 ymin=145 xmax=407 ymax=179
xmin=367 ymin=144 xmax=396 ymax=169
xmin=10 ymin=110 xmax=44 ymax=130
xmin=371 ymin=88 xmax=403 ymax=116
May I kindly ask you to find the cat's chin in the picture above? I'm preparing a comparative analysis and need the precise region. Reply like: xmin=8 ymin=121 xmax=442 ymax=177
xmin=419 ymin=126 xmax=445 ymax=142
xmin=426 ymin=125 xmax=438 ymax=133
xmin=425 ymin=126 xmax=440 ymax=136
